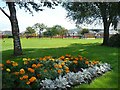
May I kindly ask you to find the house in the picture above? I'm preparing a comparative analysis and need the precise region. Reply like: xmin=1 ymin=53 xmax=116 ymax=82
xmin=68 ymin=28 xmax=82 ymax=37
xmin=2 ymin=31 xmax=12 ymax=36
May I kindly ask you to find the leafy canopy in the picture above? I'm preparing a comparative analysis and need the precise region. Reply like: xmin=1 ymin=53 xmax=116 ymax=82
xmin=63 ymin=2 xmax=120 ymax=29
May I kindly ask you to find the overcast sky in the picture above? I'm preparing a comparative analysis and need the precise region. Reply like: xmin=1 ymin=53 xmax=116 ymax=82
xmin=0 ymin=1 xmax=107 ymax=33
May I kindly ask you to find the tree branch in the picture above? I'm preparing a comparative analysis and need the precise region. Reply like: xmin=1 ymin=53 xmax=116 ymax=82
xmin=0 ymin=7 xmax=10 ymax=19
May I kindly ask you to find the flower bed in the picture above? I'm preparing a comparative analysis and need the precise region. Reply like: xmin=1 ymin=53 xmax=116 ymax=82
xmin=0 ymin=55 xmax=111 ymax=89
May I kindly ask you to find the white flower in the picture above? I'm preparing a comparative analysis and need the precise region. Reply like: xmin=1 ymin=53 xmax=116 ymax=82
xmin=40 ymin=63 xmax=111 ymax=89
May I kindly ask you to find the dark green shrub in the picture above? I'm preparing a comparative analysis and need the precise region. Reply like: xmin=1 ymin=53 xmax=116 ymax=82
xmin=8 ymin=35 xmax=13 ymax=38
xmin=108 ymin=33 xmax=120 ymax=47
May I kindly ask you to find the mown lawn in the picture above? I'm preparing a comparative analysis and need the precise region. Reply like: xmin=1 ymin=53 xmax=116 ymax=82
xmin=1 ymin=38 xmax=119 ymax=89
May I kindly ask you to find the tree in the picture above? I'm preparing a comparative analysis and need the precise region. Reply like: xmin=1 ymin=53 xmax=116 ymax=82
xmin=79 ymin=28 xmax=89 ymax=35
xmin=25 ymin=26 xmax=36 ymax=34
xmin=63 ymin=2 xmax=120 ymax=46
xmin=43 ymin=25 xmax=68 ymax=38
xmin=33 ymin=23 xmax=47 ymax=38
xmin=0 ymin=1 xmax=59 ymax=55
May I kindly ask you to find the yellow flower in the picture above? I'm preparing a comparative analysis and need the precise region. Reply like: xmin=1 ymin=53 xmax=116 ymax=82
xmin=23 ymin=58 xmax=27 ymax=61
xmin=20 ymin=68 xmax=25 ymax=74
xmin=51 ymin=59 xmax=55 ymax=61
xmin=65 ymin=58 xmax=69 ymax=61
xmin=32 ymin=58 xmax=35 ymax=61
xmin=24 ymin=61 xmax=28 ymax=64
xmin=6 ymin=68 xmax=11 ymax=72
xmin=61 ymin=62 xmax=65 ymax=66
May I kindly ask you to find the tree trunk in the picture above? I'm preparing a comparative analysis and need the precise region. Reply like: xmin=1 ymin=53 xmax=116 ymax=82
xmin=7 ymin=2 xmax=22 ymax=56
xmin=102 ymin=17 xmax=110 ymax=46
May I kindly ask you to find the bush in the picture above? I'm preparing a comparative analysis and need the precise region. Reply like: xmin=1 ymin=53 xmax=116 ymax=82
xmin=108 ymin=33 xmax=120 ymax=47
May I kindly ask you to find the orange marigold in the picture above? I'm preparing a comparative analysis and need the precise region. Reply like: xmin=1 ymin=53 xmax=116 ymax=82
xmin=85 ymin=61 xmax=89 ymax=64
xmin=58 ymin=65 xmax=62 ymax=68
xmin=12 ymin=62 xmax=18 ymax=66
xmin=26 ymin=81 xmax=30 ymax=85
xmin=60 ymin=56 xmax=65 ymax=60
xmin=20 ymin=68 xmax=25 ymax=74
xmin=65 ymin=69 xmax=70 ymax=73
xmin=28 ymin=68 xmax=35 ymax=73
xmin=29 ymin=77 xmax=36 ymax=83
xmin=54 ymin=64 xmax=58 ymax=68
xmin=0 ymin=63 xmax=4 ymax=67
xmin=79 ymin=57 xmax=83 ymax=61
xmin=57 ymin=69 xmax=62 ymax=74
xmin=75 ymin=58 xmax=79 ymax=61
xmin=44 ymin=69 xmax=47 ymax=72
xmin=61 ymin=62 xmax=65 ymax=66
xmin=43 ymin=58 xmax=46 ymax=61
xmin=37 ymin=74 xmax=41 ymax=77
xmin=36 ymin=63 xmax=42 ymax=68
xmin=39 ymin=58 xmax=43 ymax=60
xmin=32 ymin=64 xmax=37 ymax=68
xmin=65 ymin=54 xmax=71 ymax=57
xmin=20 ymin=77 xmax=23 ymax=80
xmin=6 ymin=60 xmax=11 ymax=64
xmin=23 ymin=75 xmax=28 ymax=79
xmin=65 ymin=67 xmax=69 ymax=70
xmin=14 ymin=72 xmax=19 ymax=75
xmin=73 ymin=60 xmax=78 ymax=64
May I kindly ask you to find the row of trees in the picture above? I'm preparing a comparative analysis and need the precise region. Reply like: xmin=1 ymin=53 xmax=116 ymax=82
xmin=25 ymin=24 xmax=89 ymax=38
xmin=24 ymin=24 xmax=68 ymax=38
xmin=0 ymin=1 xmax=120 ymax=56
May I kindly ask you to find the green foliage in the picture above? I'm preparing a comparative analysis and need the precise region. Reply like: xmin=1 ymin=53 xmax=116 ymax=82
xmin=33 ymin=23 xmax=47 ymax=31
xmin=63 ymin=2 xmax=120 ymax=45
xmin=44 ymin=25 xmax=68 ymax=37
xmin=63 ymin=2 xmax=120 ymax=29
xmin=2 ymin=55 xmax=98 ymax=88
xmin=108 ymin=33 xmax=120 ymax=47
xmin=2 ymin=38 xmax=119 ymax=88
xmin=79 ymin=28 xmax=89 ymax=35
xmin=25 ymin=26 xmax=36 ymax=34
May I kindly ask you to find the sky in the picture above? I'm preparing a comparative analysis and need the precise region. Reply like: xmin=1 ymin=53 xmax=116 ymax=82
xmin=0 ymin=1 xmax=106 ymax=33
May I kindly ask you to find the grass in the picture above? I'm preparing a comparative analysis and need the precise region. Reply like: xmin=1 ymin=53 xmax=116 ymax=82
xmin=1 ymin=38 xmax=119 ymax=89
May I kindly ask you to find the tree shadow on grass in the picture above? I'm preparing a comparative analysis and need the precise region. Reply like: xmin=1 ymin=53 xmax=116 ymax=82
xmin=2 ymin=43 xmax=119 ymax=88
